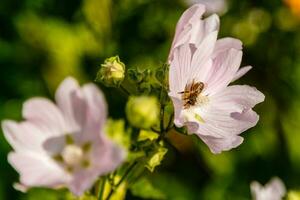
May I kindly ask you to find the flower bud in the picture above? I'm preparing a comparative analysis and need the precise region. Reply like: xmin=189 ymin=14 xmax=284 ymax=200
xmin=126 ymin=96 xmax=159 ymax=129
xmin=105 ymin=119 xmax=130 ymax=149
xmin=96 ymin=56 xmax=125 ymax=87
xmin=287 ymin=191 xmax=300 ymax=200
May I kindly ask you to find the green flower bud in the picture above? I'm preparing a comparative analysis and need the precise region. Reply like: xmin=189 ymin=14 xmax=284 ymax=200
xmin=105 ymin=119 xmax=130 ymax=150
xmin=126 ymin=96 xmax=159 ymax=129
xmin=287 ymin=191 xmax=300 ymax=200
xmin=96 ymin=56 xmax=125 ymax=87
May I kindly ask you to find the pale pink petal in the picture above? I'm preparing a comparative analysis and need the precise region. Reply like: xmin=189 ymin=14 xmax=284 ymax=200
xmin=168 ymin=95 xmax=185 ymax=127
xmin=2 ymin=120 xmax=50 ymax=153
xmin=55 ymin=77 xmax=82 ymax=131
xmin=68 ymin=169 xmax=99 ymax=196
xmin=91 ymin=138 xmax=126 ymax=175
xmin=204 ymin=48 xmax=243 ymax=95
xmin=169 ymin=43 xmax=192 ymax=93
xmin=13 ymin=183 xmax=29 ymax=193
xmin=69 ymin=138 xmax=125 ymax=196
xmin=169 ymin=4 xmax=217 ymax=62
xmin=22 ymin=98 xmax=66 ymax=135
xmin=211 ymin=85 xmax=265 ymax=110
xmin=212 ymin=37 xmax=243 ymax=58
xmin=78 ymin=83 xmax=107 ymax=141
xmin=195 ymin=85 xmax=264 ymax=136
xmin=197 ymin=134 xmax=243 ymax=154
xmin=170 ymin=4 xmax=206 ymax=50
xmin=251 ymin=181 xmax=263 ymax=198
xmin=187 ymin=0 xmax=228 ymax=15
xmin=192 ymin=14 xmax=220 ymax=46
xmin=181 ymin=85 xmax=263 ymax=153
xmin=42 ymin=135 xmax=67 ymax=156
xmin=8 ymin=152 xmax=69 ymax=188
xmin=190 ymin=31 xmax=218 ymax=82
xmin=204 ymin=14 xmax=220 ymax=33
xmin=231 ymin=66 xmax=252 ymax=82
xmin=267 ymin=178 xmax=286 ymax=197
xmin=251 ymin=177 xmax=286 ymax=200
xmin=195 ymin=107 xmax=258 ymax=137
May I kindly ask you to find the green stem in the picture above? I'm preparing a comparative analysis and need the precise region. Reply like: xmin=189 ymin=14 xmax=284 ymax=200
xmin=105 ymin=162 xmax=137 ymax=200
xmin=151 ymin=127 xmax=160 ymax=134
xmin=97 ymin=177 xmax=106 ymax=200
xmin=159 ymin=104 xmax=166 ymax=140
xmin=120 ymin=85 xmax=130 ymax=96
xmin=166 ymin=114 xmax=174 ymax=132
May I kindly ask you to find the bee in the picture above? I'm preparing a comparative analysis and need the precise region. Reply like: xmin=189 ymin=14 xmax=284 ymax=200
xmin=178 ymin=80 xmax=204 ymax=109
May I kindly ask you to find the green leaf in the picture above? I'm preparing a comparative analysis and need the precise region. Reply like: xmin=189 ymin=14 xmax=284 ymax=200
xmin=144 ymin=145 xmax=168 ymax=172
xmin=22 ymin=188 xmax=67 ymax=200
xmin=138 ymin=130 xmax=159 ymax=142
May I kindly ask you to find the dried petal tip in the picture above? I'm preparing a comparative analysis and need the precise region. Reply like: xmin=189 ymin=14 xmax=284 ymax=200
xmin=96 ymin=56 xmax=125 ymax=87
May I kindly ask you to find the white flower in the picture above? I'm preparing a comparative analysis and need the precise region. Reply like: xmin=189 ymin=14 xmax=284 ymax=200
xmin=251 ymin=177 xmax=286 ymax=200
xmin=168 ymin=4 xmax=265 ymax=153
xmin=2 ymin=77 xmax=126 ymax=195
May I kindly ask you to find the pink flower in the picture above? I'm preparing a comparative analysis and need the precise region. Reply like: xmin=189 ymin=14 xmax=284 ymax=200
xmin=251 ymin=177 xmax=286 ymax=200
xmin=168 ymin=4 xmax=265 ymax=153
xmin=185 ymin=0 xmax=228 ymax=16
xmin=2 ymin=77 xmax=125 ymax=195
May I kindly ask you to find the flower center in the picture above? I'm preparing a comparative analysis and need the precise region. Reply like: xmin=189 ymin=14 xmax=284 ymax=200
xmin=61 ymin=144 xmax=84 ymax=167
xmin=179 ymin=80 xmax=207 ymax=109
xmin=51 ymin=135 xmax=92 ymax=172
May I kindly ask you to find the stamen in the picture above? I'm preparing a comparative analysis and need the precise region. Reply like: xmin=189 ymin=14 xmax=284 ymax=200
xmin=61 ymin=145 xmax=84 ymax=167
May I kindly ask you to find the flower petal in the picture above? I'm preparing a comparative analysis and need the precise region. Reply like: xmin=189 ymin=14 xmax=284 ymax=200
xmin=192 ymin=14 xmax=220 ymax=46
xmin=69 ymin=138 xmax=125 ymax=196
xmin=169 ymin=43 xmax=192 ymax=93
xmin=169 ymin=4 xmax=206 ymax=60
xmin=211 ymin=85 xmax=265 ymax=110
xmin=8 ymin=152 xmax=69 ymax=188
xmin=2 ymin=120 xmax=50 ymax=153
xmin=169 ymin=95 xmax=185 ymax=127
xmin=79 ymin=83 xmax=107 ymax=141
xmin=55 ymin=77 xmax=82 ymax=131
xmin=91 ymin=138 xmax=126 ymax=175
xmin=212 ymin=37 xmax=243 ymax=58
xmin=22 ymin=98 xmax=66 ymax=135
xmin=197 ymin=134 xmax=243 ymax=154
xmin=204 ymin=48 xmax=243 ymax=95
xmin=188 ymin=85 xmax=264 ymax=138
xmin=231 ymin=65 xmax=252 ymax=82
xmin=251 ymin=177 xmax=286 ymax=200
xmin=190 ymin=31 xmax=218 ymax=82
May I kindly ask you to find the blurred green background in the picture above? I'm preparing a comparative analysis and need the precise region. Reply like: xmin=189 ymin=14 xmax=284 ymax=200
xmin=1 ymin=0 xmax=300 ymax=199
